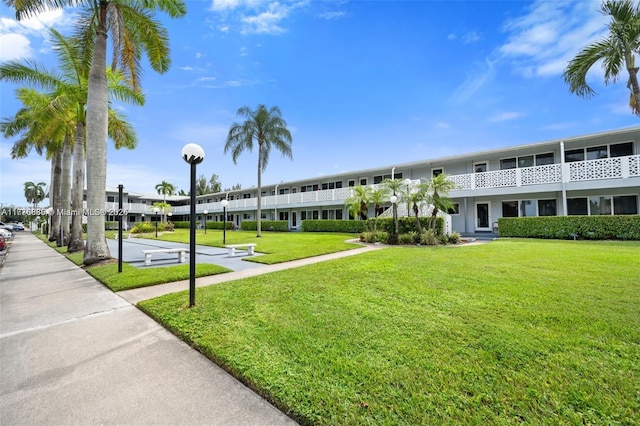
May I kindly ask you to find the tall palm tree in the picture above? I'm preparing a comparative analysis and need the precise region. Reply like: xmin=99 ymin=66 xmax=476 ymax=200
xmin=563 ymin=0 xmax=640 ymax=116
xmin=24 ymin=181 xmax=46 ymax=208
xmin=155 ymin=180 xmax=174 ymax=222
xmin=382 ymin=178 xmax=405 ymax=240
xmin=1 ymin=88 xmax=66 ymax=241
xmin=6 ymin=0 xmax=186 ymax=264
xmin=225 ymin=105 xmax=293 ymax=237
xmin=423 ymin=173 xmax=457 ymax=232
xmin=406 ymin=185 xmax=428 ymax=236
xmin=0 ymin=29 xmax=142 ymax=252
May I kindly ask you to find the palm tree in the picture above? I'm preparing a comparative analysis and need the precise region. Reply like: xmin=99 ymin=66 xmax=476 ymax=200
xmin=345 ymin=185 xmax=373 ymax=231
xmin=225 ymin=105 xmax=293 ymax=237
xmin=382 ymin=178 xmax=405 ymax=241
xmin=406 ymin=184 xmax=428 ymax=236
xmin=6 ymin=0 xmax=186 ymax=264
xmin=0 ymin=29 xmax=142 ymax=252
xmin=369 ymin=187 xmax=387 ymax=232
xmin=155 ymin=180 xmax=175 ymax=222
xmin=24 ymin=181 xmax=46 ymax=208
xmin=423 ymin=173 xmax=457 ymax=232
xmin=563 ymin=0 xmax=640 ymax=115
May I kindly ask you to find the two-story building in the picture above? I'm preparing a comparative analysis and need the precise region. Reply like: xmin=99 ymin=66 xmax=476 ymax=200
xmin=104 ymin=127 xmax=639 ymax=235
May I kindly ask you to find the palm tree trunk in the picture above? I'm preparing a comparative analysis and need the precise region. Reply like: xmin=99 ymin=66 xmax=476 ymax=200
xmin=627 ymin=55 xmax=640 ymax=115
xmin=60 ymin=135 xmax=72 ymax=246
xmin=256 ymin=144 xmax=262 ymax=237
xmin=68 ymin=120 xmax=85 ymax=252
xmin=84 ymin=10 xmax=111 ymax=265
xmin=413 ymin=204 xmax=423 ymax=235
xmin=50 ymin=152 xmax=62 ymax=242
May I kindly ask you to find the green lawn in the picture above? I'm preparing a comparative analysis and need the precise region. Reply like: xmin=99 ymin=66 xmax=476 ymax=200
xmin=153 ymin=229 xmax=360 ymax=264
xmin=139 ymin=239 xmax=640 ymax=425
xmin=87 ymin=262 xmax=231 ymax=292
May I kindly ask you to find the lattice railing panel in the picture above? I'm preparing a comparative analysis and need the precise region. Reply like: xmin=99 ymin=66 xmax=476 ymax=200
xmin=475 ymin=169 xmax=516 ymax=188
xmin=569 ymin=157 xmax=622 ymax=181
xmin=520 ymin=164 xmax=562 ymax=185
xmin=629 ymin=155 xmax=640 ymax=177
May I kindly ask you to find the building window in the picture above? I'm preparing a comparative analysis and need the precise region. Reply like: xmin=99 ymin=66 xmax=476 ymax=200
xmin=500 ymin=158 xmax=516 ymax=170
xmin=335 ymin=181 xmax=343 ymax=189
xmin=312 ymin=210 xmax=319 ymax=220
xmin=535 ymin=152 xmax=554 ymax=165
xmin=292 ymin=187 xmax=297 ymax=193
xmin=518 ymin=156 xmax=534 ymax=168
xmin=538 ymin=199 xmax=557 ymax=216
xmin=279 ymin=212 xmax=289 ymax=221
xmin=395 ymin=173 xmax=403 ymax=179
xmin=520 ymin=200 xmax=536 ymax=217
xmin=322 ymin=210 xmax=329 ymax=220
xmin=610 ymin=142 xmax=634 ymax=157
xmin=587 ymin=146 xmax=608 ymax=160
xmin=313 ymin=184 xmax=319 ymax=191
xmin=107 ymin=195 xmax=115 ymax=202
xmin=613 ymin=195 xmax=638 ymax=215
xmin=335 ymin=209 xmax=343 ymax=219
xmin=502 ymin=201 xmax=518 ymax=217
xmin=348 ymin=180 xmax=355 ymax=187
xmin=568 ymin=198 xmax=588 ymax=215
xmin=301 ymin=211 xmax=307 ymax=221
xmin=243 ymin=213 xmax=251 ymax=220
xmin=322 ymin=183 xmax=328 ymax=190
xmin=360 ymin=178 xmax=367 ymax=186
xmin=565 ymin=149 xmax=585 ymax=163
xmin=474 ymin=163 xmax=487 ymax=173
xmin=373 ymin=176 xmax=383 ymax=184
xmin=243 ymin=193 xmax=251 ymax=199
xmin=589 ymin=196 xmax=612 ymax=215
xmin=447 ymin=203 xmax=459 ymax=215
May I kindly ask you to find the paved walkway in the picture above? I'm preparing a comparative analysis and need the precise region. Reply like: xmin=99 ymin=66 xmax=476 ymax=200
xmin=0 ymin=232 xmax=298 ymax=425
xmin=118 ymin=243 xmax=384 ymax=304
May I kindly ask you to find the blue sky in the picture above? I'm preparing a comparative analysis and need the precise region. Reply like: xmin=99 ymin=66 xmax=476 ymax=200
xmin=1 ymin=0 xmax=638 ymax=207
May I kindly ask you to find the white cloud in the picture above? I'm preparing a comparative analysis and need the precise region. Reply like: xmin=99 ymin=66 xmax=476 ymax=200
xmin=498 ymin=0 xmax=607 ymax=78
xmin=449 ymin=57 xmax=497 ymax=104
xmin=487 ymin=111 xmax=524 ymax=123
xmin=207 ymin=0 xmax=308 ymax=35
xmin=0 ymin=33 xmax=31 ymax=60
xmin=461 ymin=31 xmax=480 ymax=44
xmin=447 ymin=33 xmax=456 ymax=40
xmin=318 ymin=11 xmax=347 ymax=20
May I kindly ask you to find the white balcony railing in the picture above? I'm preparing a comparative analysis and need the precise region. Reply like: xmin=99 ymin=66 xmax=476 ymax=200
xmin=92 ymin=155 xmax=639 ymax=215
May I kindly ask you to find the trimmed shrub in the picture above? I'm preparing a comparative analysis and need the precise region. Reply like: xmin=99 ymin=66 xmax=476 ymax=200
xmin=206 ymin=221 xmax=233 ymax=230
xmin=240 ymin=220 xmax=289 ymax=232
xmin=360 ymin=231 xmax=388 ymax=243
xmin=302 ymin=220 xmax=366 ymax=233
xmin=172 ymin=221 xmax=190 ymax=229
xmin=378 ymin=216 xmax=444 ymax=236
xmin=398 ymin=233 xmax=416 ymax=245
xmin=130 ymin=222 xmax=155 ymax=234
xmin=420 ymin=229 xmax=439 ymax=246
xmin=498 ymin=215 xmax=640 ymax=240
xmin=448 ymin=232 xmax=462 ymax=244
xmin=105 ymin=221 xmax=118 ymax=230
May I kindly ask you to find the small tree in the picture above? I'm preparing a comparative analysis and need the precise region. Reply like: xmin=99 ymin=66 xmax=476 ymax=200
xmin=423 ymin=173 xmax=457 ymax=232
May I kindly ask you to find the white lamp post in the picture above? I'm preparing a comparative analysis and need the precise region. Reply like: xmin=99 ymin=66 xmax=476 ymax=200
xmin=403 ymin=178 xmax=412 ymax=217
xmin=182 ymin=143 xmax=205 ymax=308
xmin=203 ymin=209 xmax=208 ymax=234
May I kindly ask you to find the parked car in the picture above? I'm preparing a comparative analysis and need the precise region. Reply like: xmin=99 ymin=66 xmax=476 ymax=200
xmin=0 ymin=235 xmax=6 ymax=251
xmin=10 ymin=222 xmax=24 ymax=231
xmin=0 ymin=222 xmax=14 ymax=234
xmin=0 ymin=228 xmax=12 ymax=239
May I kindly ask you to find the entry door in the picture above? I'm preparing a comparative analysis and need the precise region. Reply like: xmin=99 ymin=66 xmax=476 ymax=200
xmin=292 ymin=212 xmax=297 ymax=228
xmin=476 ymin=203 xmax=490 ymax=231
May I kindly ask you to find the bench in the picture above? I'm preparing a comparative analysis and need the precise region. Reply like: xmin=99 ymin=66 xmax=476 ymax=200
xmin=225 ymin=243 xmax=256 ymax=257
xmin=141 ymin=248 xmax=187 ymax=266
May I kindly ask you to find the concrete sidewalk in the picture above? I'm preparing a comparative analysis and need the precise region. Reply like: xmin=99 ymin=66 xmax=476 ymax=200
xmin=0 ymin=232 xmax=297 ymax=425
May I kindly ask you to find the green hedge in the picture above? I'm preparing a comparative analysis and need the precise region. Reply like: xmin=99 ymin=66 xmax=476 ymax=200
xmin=240 ymin=220 xmax=289 ymax=232
xmin=302 ymin=220 xmax=367 ymax=233
xmin=301 ymin=217 xmax=444 ymax=235
xmin=498 ymin=215 xmax=640 ymax=240
xmin=172 ymin=221 xmax=232 ymax=230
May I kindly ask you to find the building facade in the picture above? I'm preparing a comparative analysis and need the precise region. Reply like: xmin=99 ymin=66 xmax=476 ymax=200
xmin=105 ymin=127 xmax=640 ymax=234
